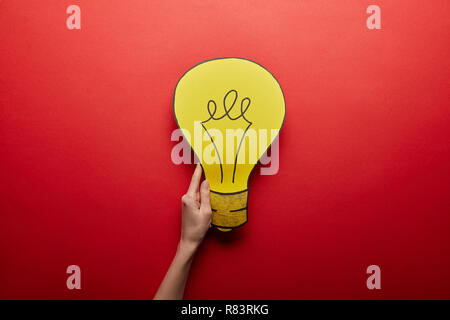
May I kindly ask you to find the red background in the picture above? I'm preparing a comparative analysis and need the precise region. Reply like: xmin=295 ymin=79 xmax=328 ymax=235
xmin=1 ymin=0 xmax=449 ymax=299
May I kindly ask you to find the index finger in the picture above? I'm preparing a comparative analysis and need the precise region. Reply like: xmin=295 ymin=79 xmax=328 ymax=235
xmin=187 ymin=163 xmax=203 ymax=196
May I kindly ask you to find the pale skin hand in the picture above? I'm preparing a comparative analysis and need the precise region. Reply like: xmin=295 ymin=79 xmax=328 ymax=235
xmin=154 ymin=164 xmax=212 ymax=300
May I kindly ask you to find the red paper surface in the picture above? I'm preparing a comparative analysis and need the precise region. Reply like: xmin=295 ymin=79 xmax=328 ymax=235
xmin=0 ymin=0 xmax=449 ymax=299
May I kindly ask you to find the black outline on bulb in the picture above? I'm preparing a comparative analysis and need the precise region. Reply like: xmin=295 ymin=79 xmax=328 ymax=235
xmin=173 ymin=57 xmax=286 ymax=231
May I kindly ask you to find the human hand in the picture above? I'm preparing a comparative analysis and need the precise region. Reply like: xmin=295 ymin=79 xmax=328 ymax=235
xmin=154 ymin=164 xmax=211 ymax=300
xmin=179 ymin=164 xmax=212 ymax=251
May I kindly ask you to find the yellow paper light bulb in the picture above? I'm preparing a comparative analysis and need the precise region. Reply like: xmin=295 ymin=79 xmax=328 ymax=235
xmin=174 ymin=58 xmax=285 ymax=232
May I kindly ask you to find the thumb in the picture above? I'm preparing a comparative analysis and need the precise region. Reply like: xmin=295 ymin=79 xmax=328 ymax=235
xmin=200 ymin=180 xmax=211 ymax=214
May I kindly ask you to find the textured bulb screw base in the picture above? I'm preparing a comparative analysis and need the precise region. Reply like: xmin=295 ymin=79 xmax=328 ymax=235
xmin=210 ymin=189 xmax=248 ymax=232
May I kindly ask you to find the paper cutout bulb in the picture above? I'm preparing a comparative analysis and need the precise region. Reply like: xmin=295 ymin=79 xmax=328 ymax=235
xmin=174 ymin=58 xmax=285 ymax=232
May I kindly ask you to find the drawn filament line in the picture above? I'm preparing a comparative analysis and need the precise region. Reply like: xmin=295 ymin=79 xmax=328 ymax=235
xmin=201 ymin=89 xmax=253 ymax=184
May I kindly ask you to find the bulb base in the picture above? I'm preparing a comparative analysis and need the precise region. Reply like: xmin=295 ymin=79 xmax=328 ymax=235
xmin=210 ymin=189 xmax=248 ymax=231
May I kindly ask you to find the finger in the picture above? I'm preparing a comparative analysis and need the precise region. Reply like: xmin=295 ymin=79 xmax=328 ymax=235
xmin=200 ymin=180 xmax=211 ymax=214
xmin=187 ymin=163 xmax=202 ymax=196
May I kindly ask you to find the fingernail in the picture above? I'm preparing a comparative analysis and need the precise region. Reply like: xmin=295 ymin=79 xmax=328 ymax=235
xmin=203 ymin=180 xmax=209 ymax=190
